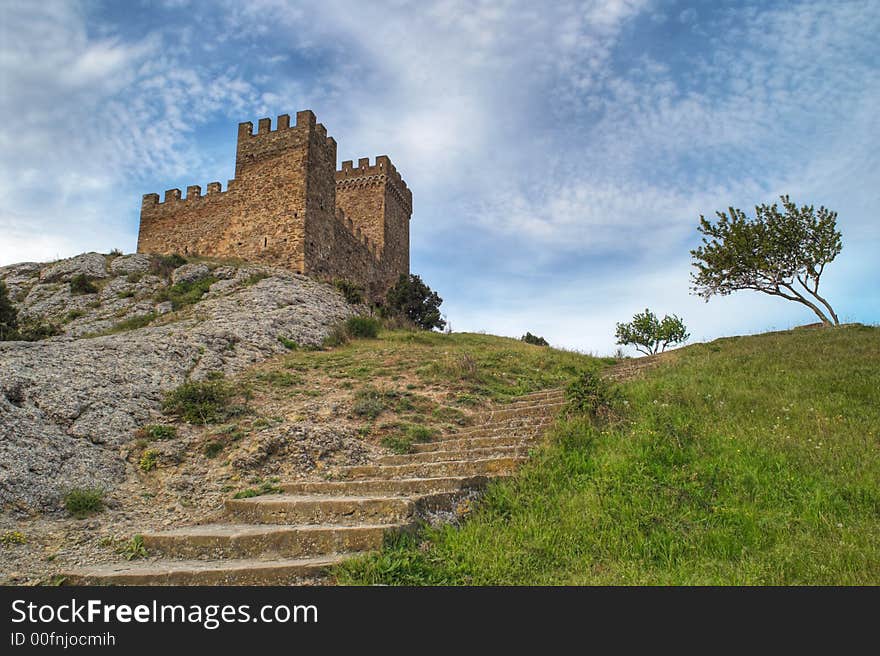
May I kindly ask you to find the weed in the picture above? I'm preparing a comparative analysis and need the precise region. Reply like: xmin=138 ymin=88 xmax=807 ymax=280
xmin=118 ymin=535 xmax=148 ymax=561
xmin=323 ymin=322 xmax=351 ymax=348
xmin=565 ymin=371 xmax=621 ymax=421
xmin=64 ymin=488 xmax=104 ymax=518
xmin=352 ymin=386 xmax=386 ymax=419
xmin=203 ymin=440 xmax=225 ymax=458
xmin=155 ymin=276 xmax=217 ymax=310
xmin=242 ymin=272 xmax=269 ymax=286
xmin=117 ymin=289 xmax=136 ymax=299
xmin=0 ymin=530 xmax=26 ymax=546
xmin=233 ymin=482 xmax=283 ymax=499
xmin=150 ymin=254 xmax=187 ymax=280
xmin=64 ymin=309 xmax=85 ymax=322
xmin=139 ymin=450 xmax=159 ymax=472
xmin=126 ymin=272 xmax=144 ymax=283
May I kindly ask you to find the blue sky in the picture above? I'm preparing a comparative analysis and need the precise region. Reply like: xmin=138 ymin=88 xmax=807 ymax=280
xmin=1 ymin=0 xmax=877 ymax=353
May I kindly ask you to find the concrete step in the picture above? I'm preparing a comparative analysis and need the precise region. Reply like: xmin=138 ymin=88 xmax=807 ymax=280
xmin=62 ymin=554 xmax=349 ymax=586
xmin=511 ymin=388 xmax=565 ymax=402
xmin=141 ymin=522 xmax=409 ymax=559
xmin=281 ymin=475 xmax=502 ymax=497
xmin=337 ymin=456 xmax=527 ymax=480
xmin=377 ymin=444 xmax=529 ymax=466
xmin=225 ymin=491 xmax=468 ymax=525
xmin=502 ymin=392 xmax=566 ymax=408
xmin=413 ymin=433 xmax=539 ymax=453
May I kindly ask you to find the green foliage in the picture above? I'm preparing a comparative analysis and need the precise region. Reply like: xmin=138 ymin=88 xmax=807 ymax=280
xmin=333 ymin=278 xmax=365 ymax=304
xmin=117 ymin=534 xmax=148 ymax=561
xmin=108 ymin=248 xmax=123 ymax=257
xmin=615 ymin=309 xmax=689 ymax=356
xmin=139 ymin=449 xmax=159 ymax=472
xmin=138 ymin=424 xmax=177 ymax=440
xmin=69 ymin=274 xmax=98 ymax=295
xmin=691 ymin=195 xmax=842 ymax=325
xmin=203 ymin=440 xmax=225 ymax=458
xmin=161 ymin=375 xmax=248 ymax=424
xmin=278 ymin=336 xmax=299 ymax=350
xmin=521 ymin=332 xmax=549 ymax=346
xmin=323 ymin=322 xmax=351 ymax=348
xmin=156 ymin=276 xmax=217 ymax=310
xmin=339 ymin=325 xmax=880 ymax=585
xmin=150 ymin=253 xmax=187 ymax=280
xmin=0 ymin=530 xmax=26 ymax=546
xmin=565 ymin=371 xmax=620 ymax=421
xmin=117 ymin=289 xmax=136 ymax=299
xmin=242 ymin=272 xmax=269 ymax=286
xmin=386 ymin=273 xmax=446 ymax=331
xmin=64 ymin=488 xmax=104 ymax=518
xmin=126 ymin=272 xmax=144 ymax=283
xmin=352 ymin=386 xmax=387 ymax=418
xmin=64 ymin=309 xmax=85 ymax=322
xmin=0 ymin=280 xmax=19 ymax=341
xmin=101 ymin=312 xmax=157 ymax=335
xmin=346 ymin=316 xmax=381 ymax=339
xmin=233 ymin=481 xmax=283 ymax=499
xmin=381 ymin=424 xmax=438 ymax=454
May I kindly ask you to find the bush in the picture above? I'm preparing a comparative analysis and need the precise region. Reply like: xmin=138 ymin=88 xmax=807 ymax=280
xmin=278 ymin=336 xmax=299 ymax=350
xmin=386 ymin=274 xmax=446 ymax=331
xmin=108 ymin=248 xmax=123 ymax=257
xmin=521 ymin=332 xmax=549 ymax=346
xmin=0 ymin=281 xmax=19 ymax=341
xmin=565 ymin=371 xmax=620 ymax=421
xmin=69 ymin=274 xmax=98 ymax=295
xmin=352 ymin=386 xmax=386 ymax=419
xmin=150 ymin=254 xmax=187 ymax=280
xmin=333 ymin=278 xmax=365 ymax=304
xmin=346 ymin=316 xmax=381 ymax=339
xmin=323 ymin=322 xmax=351 ymax=348
xmin=161 ymin=375 xmax=248 ymax=424
xmin=64 ymin=488 xmax=104 ymax=518
xmin=0 ymin=530 xmax=27 ymax=546
xmin=13 ymin=320 xmax=62 ymax=341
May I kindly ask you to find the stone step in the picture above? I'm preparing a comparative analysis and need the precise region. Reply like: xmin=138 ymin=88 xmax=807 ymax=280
xmin=281 ymin=475 xmax=502 ymax=497
xmin=511 ymin=388 xmax=565 ymax=402
xmin=502 ymin=392 xmax=566 ymax=408
xmin=377 ymin=444 xmax=529 ymax=466
xmin=140 ymin=522 xmax=409 ymax=559
xmin=225 ymin=491 xmax=467 ymax=525
xmin=413 ymin=433 xmax=539 ymax=453
xmin=62 ymin=554 xmax=349 ymax=586
xmin=433 ymin=420 xmax=550 ymax=441
xmin=337 ymin=456 xmax=527 ymax=481
xmin=473 ymin=401 xmax=566 ymax=423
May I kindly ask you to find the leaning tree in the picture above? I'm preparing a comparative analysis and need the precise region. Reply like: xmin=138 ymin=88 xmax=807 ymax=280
xmin=690 ymin=195 xmax=842 ymax=326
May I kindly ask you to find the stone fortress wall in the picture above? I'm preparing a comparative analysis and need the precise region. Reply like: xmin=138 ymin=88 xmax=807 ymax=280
xmin=137 ymin=110 xmax=412 ymax=300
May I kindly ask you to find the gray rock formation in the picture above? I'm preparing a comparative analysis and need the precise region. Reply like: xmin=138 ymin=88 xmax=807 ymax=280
xmin=0 ymin=253 xmax=354 ymax=513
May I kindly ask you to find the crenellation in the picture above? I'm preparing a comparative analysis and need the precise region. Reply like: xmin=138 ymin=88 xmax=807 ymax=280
xmin=138 ymin=109 xmax=411 ymax=301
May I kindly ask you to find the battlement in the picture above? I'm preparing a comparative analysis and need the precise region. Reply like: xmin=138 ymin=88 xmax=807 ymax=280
xmin=142 ymin=181 xmax=228 ymax=209
xmin=336 ymin=155 xmax=412 ymax=211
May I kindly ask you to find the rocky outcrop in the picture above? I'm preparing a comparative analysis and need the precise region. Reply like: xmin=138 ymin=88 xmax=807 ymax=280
xmin=0 ymin=253 xmax=355 ymax=513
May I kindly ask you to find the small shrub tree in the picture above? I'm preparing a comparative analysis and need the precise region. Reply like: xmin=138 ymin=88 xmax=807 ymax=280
xmin=69 ymin=274 xmax=98 ymax=295
xmin=386 ymin=274 xmax=446 ymax=331
xmin=565 ymin=371 xmax=620 ymax=421
xmin=691 ymin=195 xmax=842 ymax=325
xmin=521 ymin=332 xmax=549 ymax=346
xmin=346 ymin=316 xmax=381 ymax=338
xmin=0 ymin=281 xmax=18 ymax=341
xmin=615 ymin=309 xmax=689 ymax=356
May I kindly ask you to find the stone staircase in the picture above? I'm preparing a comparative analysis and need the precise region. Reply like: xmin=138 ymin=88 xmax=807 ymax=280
xmin=62 ymin=388 xmax=565 ymax=585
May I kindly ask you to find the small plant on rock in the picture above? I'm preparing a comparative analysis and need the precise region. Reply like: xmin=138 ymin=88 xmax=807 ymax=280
xmin=64 ymin=488 xmax=104 ymax=518
xmin=138 ymin=424 xmax=177 ymax=441
xmin=333 ymin=278 xmax=365 ymax=304
xmin=161 ymin=375 xmax=248 ymax=424
xmin=0 ymin=530 xmax=26 ymax=546
xmin=117 ymin=534 xmax=148 ymax=560
xmin=69 ymin=274 xmax=98 ymax=295
xmin=139 ymin=449 xmax=159 ymax=472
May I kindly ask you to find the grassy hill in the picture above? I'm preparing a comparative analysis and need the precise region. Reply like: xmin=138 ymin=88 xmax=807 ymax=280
xmin=337 ymin=324 xmax=880 ymax=585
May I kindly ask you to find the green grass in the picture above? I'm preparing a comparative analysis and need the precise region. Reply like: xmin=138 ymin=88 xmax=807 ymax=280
xmin=90 ymin=312 xmax=157 ymax=336
xmin=337 ymin=325 xmax=880 ymax=585
xmin=155 ymin=276 xmax=217 ymax=310
xmin=233 ymin=481 xmax=283 ymax=499
xmin=381 ymin=424 xmax=439 ymax=454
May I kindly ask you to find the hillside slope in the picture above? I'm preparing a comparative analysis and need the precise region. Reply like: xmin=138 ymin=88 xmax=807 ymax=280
xmin=0 ymin=253 xmax=354 ymax=512
xmin=339 ymin=325 xmax=880 ymax=585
